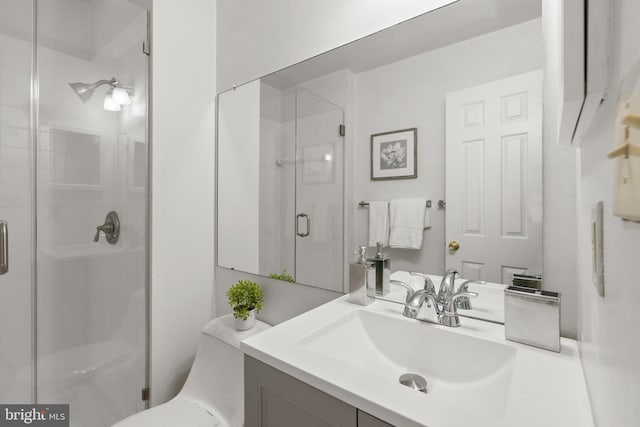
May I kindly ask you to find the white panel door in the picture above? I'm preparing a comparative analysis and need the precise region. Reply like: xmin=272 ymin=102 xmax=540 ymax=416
xmin=445 ymin=71 xmax=542 ymax=284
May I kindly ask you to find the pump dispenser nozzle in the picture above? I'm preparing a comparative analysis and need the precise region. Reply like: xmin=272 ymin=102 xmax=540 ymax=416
xmin=349 ymin=245 xmax=375 ymax=306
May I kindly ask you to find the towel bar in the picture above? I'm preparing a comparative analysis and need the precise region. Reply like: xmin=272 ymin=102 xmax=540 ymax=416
xmin=359 ymin=200 xmax=432 ymax=208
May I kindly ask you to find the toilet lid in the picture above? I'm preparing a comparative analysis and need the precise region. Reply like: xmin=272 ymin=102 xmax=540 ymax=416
xmin=112 ymin=397 xmax=230 ymax=427
xmin=201 ymin=314 xmax=271 ymax=350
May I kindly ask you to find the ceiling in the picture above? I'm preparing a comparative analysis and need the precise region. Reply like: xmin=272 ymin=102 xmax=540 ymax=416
xmin=270 ymin=0 xmax=541 ymax=86
xmin=0 ymin=0 xmax=146 ymax=60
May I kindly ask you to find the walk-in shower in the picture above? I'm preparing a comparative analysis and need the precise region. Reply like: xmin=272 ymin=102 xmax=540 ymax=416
xmin=0 ymin=1 xmax=150 ymax=426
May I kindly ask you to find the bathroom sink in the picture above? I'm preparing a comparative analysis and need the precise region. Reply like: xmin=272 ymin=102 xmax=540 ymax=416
xmin=299 ymin=310 xmax=516 ymax=418
xmin=241 ymin=297 xmax=593 ymax=427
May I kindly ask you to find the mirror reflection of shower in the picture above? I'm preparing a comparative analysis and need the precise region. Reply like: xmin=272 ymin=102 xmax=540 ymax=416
xmin=68 ymin=77 xmax=134 ymax=111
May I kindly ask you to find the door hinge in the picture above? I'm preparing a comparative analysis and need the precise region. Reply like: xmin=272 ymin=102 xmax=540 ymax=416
xmin=143 ymin=41 xmax=150 ymax=56
xmin=141 ymin=387 xmax=150 ymax=401
xmin=339 ymin=124 xmax=345 ymax=137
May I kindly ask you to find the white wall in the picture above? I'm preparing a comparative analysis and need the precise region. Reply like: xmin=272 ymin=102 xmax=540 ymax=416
xmin=574 ymin=0 xmax=640 ymax=425
xmin=218 ymin=80 xmax=260 ymax=273
xmin=258 ymin=82 xmax=290 ymax=277
xmin=352 ymin=19 xmax=542 ymax=277
xmin=151 ymin=0 xmax=216 ymax=406
xmin=542 ymin=0 xmax=579 ymax=339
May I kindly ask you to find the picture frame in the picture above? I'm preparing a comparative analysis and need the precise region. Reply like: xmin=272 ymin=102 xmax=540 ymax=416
xmin=370 ymin=127 xmax=417 ymax=180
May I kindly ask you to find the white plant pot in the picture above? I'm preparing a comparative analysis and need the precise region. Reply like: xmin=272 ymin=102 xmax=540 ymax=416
xmin=234 ymin=309 xmax=256 ymax=331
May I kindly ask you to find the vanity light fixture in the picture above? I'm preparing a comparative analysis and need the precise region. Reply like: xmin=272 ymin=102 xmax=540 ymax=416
xmin=68 ymin=77 xmax=134 ymax=111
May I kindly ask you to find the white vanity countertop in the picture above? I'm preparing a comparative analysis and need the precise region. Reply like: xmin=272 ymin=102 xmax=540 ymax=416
xmin=241 ymin=296 xmax=593 ymax=427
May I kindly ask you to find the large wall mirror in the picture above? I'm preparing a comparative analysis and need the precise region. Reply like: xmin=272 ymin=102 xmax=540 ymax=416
xmin=217 ymin=0 xmax=543 ymax=299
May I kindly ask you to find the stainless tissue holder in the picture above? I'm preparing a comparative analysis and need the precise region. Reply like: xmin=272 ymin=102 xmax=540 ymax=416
xmin=504 ymin=286 xmax=560 ymax=352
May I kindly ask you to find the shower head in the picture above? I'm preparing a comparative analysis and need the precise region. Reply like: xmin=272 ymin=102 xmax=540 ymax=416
xmin=68 ymin=77 xmax=117 ymax=103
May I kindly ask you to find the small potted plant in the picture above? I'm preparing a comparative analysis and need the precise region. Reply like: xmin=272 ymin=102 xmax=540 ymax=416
xmin=226 ymin=280 xmax=264 ymax=330
xmin=268 ymin=269 xmax=295 ymax=283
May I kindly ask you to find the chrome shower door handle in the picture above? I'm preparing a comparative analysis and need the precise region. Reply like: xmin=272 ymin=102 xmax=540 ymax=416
xmin=296 ymin=213 xmax=311 ymax=237
xmin=0 ymin=220 xmax=8 ymax=275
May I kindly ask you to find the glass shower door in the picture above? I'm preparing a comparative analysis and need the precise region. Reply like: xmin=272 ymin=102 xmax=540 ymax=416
xmin=35 ymin=2 xmax=149 ymax=425
xmin=295 ymin=87 xmax=344 ymax=291
xmin=0 ymin=0 xmax=35 ymax=404
xmin=0 ymin=1 xmax=148 ymax=425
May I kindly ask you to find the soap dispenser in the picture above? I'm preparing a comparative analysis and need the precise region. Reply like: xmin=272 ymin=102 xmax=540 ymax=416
xmin=348 ymin=246 xmax=375 ymax=306
xmin=368 ymin=242 xmax=391 ymax=296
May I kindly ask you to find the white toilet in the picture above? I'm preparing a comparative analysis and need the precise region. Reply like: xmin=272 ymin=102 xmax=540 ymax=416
xmin=113 ymin=315 xmax=270 ymax=427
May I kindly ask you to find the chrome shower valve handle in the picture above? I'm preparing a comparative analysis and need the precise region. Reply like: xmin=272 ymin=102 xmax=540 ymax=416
xmin=94 ymin=211 xmax=120 ymax=244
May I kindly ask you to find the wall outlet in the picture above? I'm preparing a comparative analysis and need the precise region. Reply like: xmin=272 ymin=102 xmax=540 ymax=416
xmin=591 ymin=201 xmax=605 ymax=297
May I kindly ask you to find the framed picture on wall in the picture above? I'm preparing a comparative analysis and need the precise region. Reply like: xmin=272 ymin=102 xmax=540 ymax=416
xmin=370 ymin=128 xmax=417 ymax=180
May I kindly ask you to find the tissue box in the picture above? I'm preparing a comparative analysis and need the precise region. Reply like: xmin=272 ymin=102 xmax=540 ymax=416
xmin=512 ymin=273 xmax=542 ymax=289
xmin=504 ymin=286 xmax=560 ymax=352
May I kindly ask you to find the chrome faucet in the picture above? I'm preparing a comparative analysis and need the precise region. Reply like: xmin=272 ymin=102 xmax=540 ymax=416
xmin=436 ymin=269 xmax=459 ymax=305
xmin=403 ymin=289 xmax=440 ymax=319
xmin=391 ymin=278 xmax=478 ymax=327
xmin=436 ymin=270 xmax=485 ymax=310
xmin=441 ymin=292 xmax=478 ymax=327
xmin=409 ymin=272 xmax=436 ymax=295
xmin=390 ymin=279 xmax=415 ymax=303
xmin=454 ymin=279 xmax=484 ymax=309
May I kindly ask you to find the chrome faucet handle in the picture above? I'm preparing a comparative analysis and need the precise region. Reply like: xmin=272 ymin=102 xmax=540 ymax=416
xmin=437 ymin=269 xmax=459 ymax=305
xmin=454 ymin=280 xmax=485 ymax=310
xmin=403 ymin=290 xmax=440 ymax=319
xmin=390 ymin=279 xmax=415 ymax=303
xmin=93 ymin=224 xmax=113 ymax=242
xmin=409 ymin=272 xmax=437 ymax=295
xmin=93 ymin=211 xmax=120 ymax=244
xmin=441 ymin=292 xmax=478 ymax=327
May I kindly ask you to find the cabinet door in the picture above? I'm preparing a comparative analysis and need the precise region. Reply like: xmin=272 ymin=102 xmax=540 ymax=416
xmin=245 ymin=355 xmax=357 ymax=427
xmin=358 ymin=410 xmax=394 ymax=427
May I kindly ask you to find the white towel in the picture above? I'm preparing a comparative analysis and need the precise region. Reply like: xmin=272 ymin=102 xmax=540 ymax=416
xmin=424 ymin=206 xmax=432 ymax=229
xmin=368 ymin=201 xmax=389 ymax=247
xmin=389 ymin=198 xmax=426 ymax=249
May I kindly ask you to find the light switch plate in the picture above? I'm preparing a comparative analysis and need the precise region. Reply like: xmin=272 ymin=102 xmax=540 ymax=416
xmin=591 ymin=201 xmax=605 ymax=297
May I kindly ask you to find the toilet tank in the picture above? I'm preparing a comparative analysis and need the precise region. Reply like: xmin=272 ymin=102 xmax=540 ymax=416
xmin=179 ymin=315 xmax=271 ymax=427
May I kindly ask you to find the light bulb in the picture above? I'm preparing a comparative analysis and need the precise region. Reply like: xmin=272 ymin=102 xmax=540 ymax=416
xmin=104 ymin=91 xmax=122 ymax=111
xmin=112 ymin=87 xmax=131 ymax=105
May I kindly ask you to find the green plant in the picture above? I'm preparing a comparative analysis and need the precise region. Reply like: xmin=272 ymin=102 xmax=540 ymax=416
xmin=226 ymin=280 xmax=264 ymax=320
xmin=268 ymin=269 xmax=295 ymax=283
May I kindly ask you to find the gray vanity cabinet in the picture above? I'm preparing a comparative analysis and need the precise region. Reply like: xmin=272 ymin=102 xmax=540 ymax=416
xmin=245 ymin=355 xmax=393 ymax=427
xmin=357 ymin=410 xmax=394 ymax=427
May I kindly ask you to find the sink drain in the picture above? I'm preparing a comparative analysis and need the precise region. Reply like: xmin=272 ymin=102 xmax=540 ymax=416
xmin=399 ymin=373 xmax=427 ymax=393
